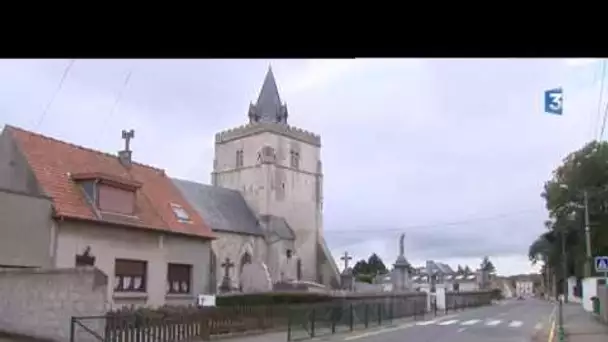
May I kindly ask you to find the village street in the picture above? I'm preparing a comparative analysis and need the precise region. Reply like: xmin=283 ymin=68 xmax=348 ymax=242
xmin=315 ymin=299 xmax=554 ymax=342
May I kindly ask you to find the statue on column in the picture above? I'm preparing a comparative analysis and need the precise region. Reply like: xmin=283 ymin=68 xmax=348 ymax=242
xmin=393 ymin=233 xmax=411 ymax=291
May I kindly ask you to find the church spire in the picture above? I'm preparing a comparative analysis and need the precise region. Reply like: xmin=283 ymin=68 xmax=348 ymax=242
xmin=248 ymin=66 xmax=288 ymax=125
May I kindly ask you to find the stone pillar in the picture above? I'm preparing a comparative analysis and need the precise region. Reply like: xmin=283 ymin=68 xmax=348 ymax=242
xmin=393 ymin=256 xmax=410 ymax=291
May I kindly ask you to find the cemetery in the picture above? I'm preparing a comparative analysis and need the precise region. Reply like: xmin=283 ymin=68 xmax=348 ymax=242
xmin=64 ymin=234 xmax=497 ymax=342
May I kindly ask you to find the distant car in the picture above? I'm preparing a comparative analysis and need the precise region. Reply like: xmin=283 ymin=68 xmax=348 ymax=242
xmin=517 ymin=295 xmax=525 ymax=300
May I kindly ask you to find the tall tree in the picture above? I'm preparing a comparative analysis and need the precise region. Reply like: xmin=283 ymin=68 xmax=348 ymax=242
xmin=457 ymin=265 xmax=464 ymax=274
xmin=463 ymin=265 xmax=472 ymax=275
xmin=352 ymin=259 xmax=368 ymax=276
xmin=367 ymin=253 xmax=388 ymax=275
xmin=532 ymin=140 xmax=608 ymax=281
xmin=481 ymin=256 xmax=496 ymax=274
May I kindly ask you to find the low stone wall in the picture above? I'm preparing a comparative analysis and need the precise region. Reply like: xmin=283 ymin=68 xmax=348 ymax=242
xmin=0 ymin=267 xmax=108 ymax=342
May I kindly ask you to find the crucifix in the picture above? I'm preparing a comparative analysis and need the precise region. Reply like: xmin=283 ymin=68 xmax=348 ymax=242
xmin=121 ymin=129 xmax=135 ymax=152
xmin=221 ymin=257 xmax=234 ymax=278
xmin=341 ymin=251 xmax=352 ymax=270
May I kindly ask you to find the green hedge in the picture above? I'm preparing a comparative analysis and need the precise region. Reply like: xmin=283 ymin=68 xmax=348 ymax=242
xmin=216 ymin=292 xmax=334 ymax=306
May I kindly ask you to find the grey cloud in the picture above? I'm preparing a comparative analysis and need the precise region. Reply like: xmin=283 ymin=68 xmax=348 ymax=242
xmin=0 ymin=59 xmax=600 ymax=274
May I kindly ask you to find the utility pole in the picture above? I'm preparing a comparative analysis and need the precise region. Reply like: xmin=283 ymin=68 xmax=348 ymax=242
xmin=584 ymin=190 xmax=593 ymax=278
xmin=558 ymin=226 xmax=567 ymax=342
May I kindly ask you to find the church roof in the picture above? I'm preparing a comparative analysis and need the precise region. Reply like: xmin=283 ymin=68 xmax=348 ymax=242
xmin=248 ymin=67 xmax=288 ymax=124
xmin=258 ymin=214 xmax=295 ymax=240
xmin=2 ymin=125 xmax=215 ymax=239
xmin=171 ymin=178 xmax=264 ymax=236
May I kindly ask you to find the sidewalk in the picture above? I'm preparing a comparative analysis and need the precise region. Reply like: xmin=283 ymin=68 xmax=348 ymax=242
xmin=561 ymin=303 xmax=608 ymax=342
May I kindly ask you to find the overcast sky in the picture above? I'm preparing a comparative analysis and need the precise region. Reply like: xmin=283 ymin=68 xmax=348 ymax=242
xmin=0 ymin=58 xmax=602 ymax=276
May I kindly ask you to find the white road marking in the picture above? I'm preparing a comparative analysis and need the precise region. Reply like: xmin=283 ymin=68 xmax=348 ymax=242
xmin=534 ymin=322 xmax=543 ymax=330
xmin=416 ymin=320 xmax=437 ymax=326
xmin=461 ymin=319 xmax=481 ymax=326
xmin=486 ymin=320 xmax=502 ymax=326
xmin=508 ymin=320 xmax=523 ymax=328
xmin=439 ymin=319 xmax=459 ymax=326
xmin=457 ymin=327 xmax=466 ymax=332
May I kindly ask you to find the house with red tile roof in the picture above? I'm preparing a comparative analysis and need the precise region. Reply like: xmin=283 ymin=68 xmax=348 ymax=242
xmin=0 ymin=125 xmax=215 ymax=308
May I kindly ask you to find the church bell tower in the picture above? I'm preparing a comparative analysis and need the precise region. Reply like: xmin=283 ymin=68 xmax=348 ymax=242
xmin=211 ymin=67 xmax=330 ymax=283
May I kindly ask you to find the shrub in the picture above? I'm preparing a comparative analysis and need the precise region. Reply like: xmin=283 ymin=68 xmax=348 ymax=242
xmin=216 ymin=292 xmax=334 ymax=306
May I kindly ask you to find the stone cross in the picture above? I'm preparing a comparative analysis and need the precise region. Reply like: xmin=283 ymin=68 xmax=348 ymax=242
xmin=221 ymin=257 xmax=234 ymax=278
xmin=341 ymin=251 xmax=352 ymax=270
xmin=122 ymin=129 xmax=135 ymax=152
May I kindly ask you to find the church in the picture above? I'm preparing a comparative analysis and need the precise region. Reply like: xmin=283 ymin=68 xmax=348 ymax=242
xmin=0 ymin=67 xmax=340 ymax=308
xmin=172 ymin=68 xmax=341 ymax=291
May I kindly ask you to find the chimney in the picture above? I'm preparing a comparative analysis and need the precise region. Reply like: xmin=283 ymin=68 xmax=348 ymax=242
xmin=119 ymin=129 xmax=135 ymax=168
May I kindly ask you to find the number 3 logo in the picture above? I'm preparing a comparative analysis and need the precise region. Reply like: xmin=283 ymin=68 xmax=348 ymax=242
xmin=545 ymin=88 xmax=564 ymax=115
xmin=549 ymin=93 xmax=563 ymax=111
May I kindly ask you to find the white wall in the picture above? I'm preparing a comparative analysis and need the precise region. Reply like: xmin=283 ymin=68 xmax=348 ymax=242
xmin=582 ymin=277 xmax=600 ymax=312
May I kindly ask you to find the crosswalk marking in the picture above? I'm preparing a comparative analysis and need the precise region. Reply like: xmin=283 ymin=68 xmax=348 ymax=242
xmin=438 ymin=319 xmax=459 ymax=326
xmin=508 ymin=321 xmax=523 ymax=328
xmin=486 ymin=320 xmax=502 ymax=326
xmin=414 ymin=318 xmax=526 ymax=329
xmin=415 ymin=320 xmax=437 ymax=326
xmin=461 ymin=319 xmax=481 ymax=326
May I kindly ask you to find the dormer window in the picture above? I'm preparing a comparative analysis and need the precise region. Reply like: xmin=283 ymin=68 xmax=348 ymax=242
xmin=98 ymin=184 xmax=135 ymax=215
xmin=236 ymin=149 xmax=244 ymax=168
xmin=170 ymin=203 xmax=191 ymax=223
xmin=290 ymin=150 xmax=300 ymax=169
xmin=72 ymin=172 xmax=141 ymax=217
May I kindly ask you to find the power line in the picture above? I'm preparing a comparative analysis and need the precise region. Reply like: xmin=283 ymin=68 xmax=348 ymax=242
xmin=34 ymin=59 xmax=76 ymax=130
xmin=324 ymin=208 xmax=543 ymax=235
xmin=95 ymin=67 xmax=134 ymax=146
xmin=596 ymin=60 xmax=607 ymax=140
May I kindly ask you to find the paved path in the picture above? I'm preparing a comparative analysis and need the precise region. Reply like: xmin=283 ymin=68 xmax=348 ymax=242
xmin=561 ymin=302 xmax=608 ymax=342
xmin=295 ymin=298 xmax=555 ymax=342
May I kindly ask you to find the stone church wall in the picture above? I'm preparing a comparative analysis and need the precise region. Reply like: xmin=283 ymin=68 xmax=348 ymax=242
xmin=211 ymin=231 xmax=266 ymax=288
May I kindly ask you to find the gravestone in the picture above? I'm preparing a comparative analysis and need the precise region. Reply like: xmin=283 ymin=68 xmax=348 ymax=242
xmin=219 ymin=257 xmax=234 ymax=293
xmin=241 ymin=262 xmax=272 ymax=293
xmin=340 ymin=251 xmax=354 ymax=291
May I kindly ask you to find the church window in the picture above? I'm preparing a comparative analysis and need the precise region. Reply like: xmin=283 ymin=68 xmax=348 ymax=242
xmin=167 ymin=263 xmax=192 ymax=294
xmin=114 ymin=259 xmax=147 ymax=292
xmin=170 ymin=203 xmax=191 ymax=223
xmin=290 ymin=150 xmax=300 ymax=169
xmin=236 ymin=149 xmax=244 ymax=167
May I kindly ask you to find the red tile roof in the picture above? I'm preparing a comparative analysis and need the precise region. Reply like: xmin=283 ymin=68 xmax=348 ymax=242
xmin=5 ymin=125 xmax=215 ymax=240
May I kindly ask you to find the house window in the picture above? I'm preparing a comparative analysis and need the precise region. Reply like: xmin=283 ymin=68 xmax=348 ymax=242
xmin=98 ymin=184 xmax=135 ymax=215
xmin=170 ymin=203 xmax=191 ymax=223
xmin=167 ymin=263 xmax=192 ymax=294
xmin=290 ymin=150 xmax=300 ymax=169
xmin=236 ymin=149 xmax=244 ymax=168
xmin=114 ymin=259 xmax=147 ymax=292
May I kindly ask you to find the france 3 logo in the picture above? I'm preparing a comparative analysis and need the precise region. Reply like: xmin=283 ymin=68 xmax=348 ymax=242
xmin=544 ymin=87 xmax=563 ymax=115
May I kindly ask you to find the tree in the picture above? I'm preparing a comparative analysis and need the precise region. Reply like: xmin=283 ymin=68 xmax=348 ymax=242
xmin=463 ymin=265 xmax=472 ymax=275
xmin=367 ymin=253 xmax=388 ymax=275
xmin=457 ymin=265 xmax=465 ymax=274
xmin=481 ymin=256 xmax=496 ymax=274
xmin=351 ymin=253 xmax=388 ymax=284
xmin=531 ymin=140 xmax=608 ymax=282
xmin=353 ymin=259 xmax=369 ymax=275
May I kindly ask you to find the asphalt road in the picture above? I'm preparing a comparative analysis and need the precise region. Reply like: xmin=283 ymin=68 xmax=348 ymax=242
xmin=336 ymin=299 xmax=555 ymax=342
